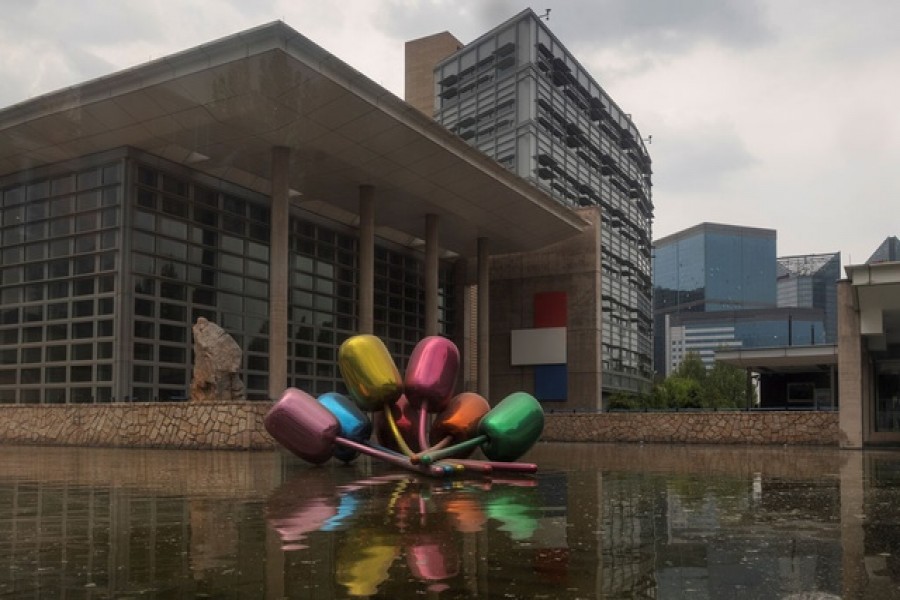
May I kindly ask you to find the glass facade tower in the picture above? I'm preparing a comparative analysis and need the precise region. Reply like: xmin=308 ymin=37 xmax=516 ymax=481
xmin=0 ymin=150 xmax=456 ymax=404
xmin=430 ymin=9 xmax=654 ymax=394
xmin=653 ymin=223 xmax=777 ymax=375
xmin=776 ymin=252 xmax=840 ymax=344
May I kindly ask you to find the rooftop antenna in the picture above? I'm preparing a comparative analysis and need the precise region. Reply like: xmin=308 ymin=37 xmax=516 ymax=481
xmin=539 ymin=9 xmax=551 ymax=21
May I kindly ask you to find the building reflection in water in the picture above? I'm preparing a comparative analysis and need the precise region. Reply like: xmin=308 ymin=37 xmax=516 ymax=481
xmin=2 ymin=444 xmax=900 ymax=597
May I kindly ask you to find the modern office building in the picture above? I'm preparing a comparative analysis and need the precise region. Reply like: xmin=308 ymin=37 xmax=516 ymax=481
xmin=666 ymin=307 xmax=827 ymax=374
xmin=0 ymin=21 xmax=588 ymax=405
xmin=406 ymin=8 xmax=654 ymax=405
xmin=777 ymin=252 xmax=840 ymax=343
xmin=652 ymin=223 xmax=777 ymax=375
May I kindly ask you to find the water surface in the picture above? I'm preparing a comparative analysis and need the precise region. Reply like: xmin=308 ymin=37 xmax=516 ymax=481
xmin=0 ymin=443 xmax=897 ymax=598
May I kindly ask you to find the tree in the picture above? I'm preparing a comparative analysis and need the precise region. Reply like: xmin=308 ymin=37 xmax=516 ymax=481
xmin=653 ymin=376 xmax=703 ymax=409
xmin=704 ymin=361 xmax=755 ymax=409
xmin=674 ymin=351 xmax=707 ymax=383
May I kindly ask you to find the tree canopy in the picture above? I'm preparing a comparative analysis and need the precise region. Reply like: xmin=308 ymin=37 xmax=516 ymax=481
xmin=608 ymin=351 xmax=755 ymax=411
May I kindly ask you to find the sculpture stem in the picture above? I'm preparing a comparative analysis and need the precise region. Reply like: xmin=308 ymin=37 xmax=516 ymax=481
xmin=416 ymin=405 xmax=429 ymax=452
xmin=419 ymin=435 xmax=487 ymax=465
xmin=335 ymin=437 xmax=446 ymax=477
xmin=383 ymin=404 xmax=416 ymax=458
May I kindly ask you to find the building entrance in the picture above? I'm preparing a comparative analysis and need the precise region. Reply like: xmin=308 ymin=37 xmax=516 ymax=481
xmin=875 ymin=360 xmax=900 ymax=433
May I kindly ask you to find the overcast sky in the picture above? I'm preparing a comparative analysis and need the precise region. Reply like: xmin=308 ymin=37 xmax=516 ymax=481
xmin=2 ymin=0 xmax=897 ymax=267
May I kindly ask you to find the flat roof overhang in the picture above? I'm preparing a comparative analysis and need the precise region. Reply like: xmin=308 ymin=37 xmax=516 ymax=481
xmin=0 ymin=21 xmax=587 ymax=258
xmin=716 ymin=345 xmax=838 ymax=372
xmin=845 ymin=262 xmax=900 ymax=351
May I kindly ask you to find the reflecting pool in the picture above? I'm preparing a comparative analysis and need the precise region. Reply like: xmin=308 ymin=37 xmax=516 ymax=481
xmin=1 ymin=443 xmax=900 ymax=598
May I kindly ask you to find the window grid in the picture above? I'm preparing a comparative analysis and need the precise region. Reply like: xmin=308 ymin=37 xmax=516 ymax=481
xmin=434 ymin=14 xmax=653 ymax=392
xmin=130 ymin=165 xmax=271 ymax=402
xmin=0 ymin=163 xmax=121 ymax=404
xmin=287 ymin=219 xmax=457 ymax=397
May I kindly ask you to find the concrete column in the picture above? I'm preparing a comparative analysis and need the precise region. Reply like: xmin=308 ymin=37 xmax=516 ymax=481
xmin=268 ymin=147 xmax=290 ymax=401
xmin=425 ymin=213 xmax=440 ymax=336
xmin=358 ymin=185 xmax=375 ymax=335
xmin=830 ymin=364 xmax=837 ymax=410
xmin=477 ymin=237 xmax=490 ymax=399
xmin=745 ymin=369 xmax=753 ymax=411
xmin=114 ymin=158 xmax=135 ymax=402
xmin=837 ymin=280 xmax=864 ymax=448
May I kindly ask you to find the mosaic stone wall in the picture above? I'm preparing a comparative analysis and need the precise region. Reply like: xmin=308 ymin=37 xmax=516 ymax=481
xmin=0 ymin=405 xmax=839 ymax=449
xmin=542 ymin=411 xmax=839 ymax=445
xmin=0 ymin=403 xmax=276 ymax=450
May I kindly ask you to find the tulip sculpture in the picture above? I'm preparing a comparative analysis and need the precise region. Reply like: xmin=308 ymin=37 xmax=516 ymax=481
xmin=264 ymin=333 xmax=544 ymax=478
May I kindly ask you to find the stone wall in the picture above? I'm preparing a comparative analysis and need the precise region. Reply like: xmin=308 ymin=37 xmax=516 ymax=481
xmin=543 ymin=411 xmax=839 ymax=445
xmin=0 ymin=403 xmax=277 ymax=450
xmin=0 ymin=404 xmax=839 ymax=449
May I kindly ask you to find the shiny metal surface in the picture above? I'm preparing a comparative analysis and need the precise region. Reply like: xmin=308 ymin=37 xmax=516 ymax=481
xmin=338 ymin=335 xmax=403 ymax=411
xmin=429 ymin=392 xmax=491 ymax=453
xmin=404 ymin=336 xmax=460 ymax=413
xmin=318 ymin=392 xmax=373 ymax=463
xmin=374 ymin=394 xmax=420 ymax=454
xmin=264 ymin=387 xmax=339 ymax=464
xmin=478 ymin=392 xmax=545 ymax=462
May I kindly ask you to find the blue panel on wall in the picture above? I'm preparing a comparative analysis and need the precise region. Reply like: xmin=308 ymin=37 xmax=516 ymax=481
xmin=534 ymin=364 xmax=567 ymax=401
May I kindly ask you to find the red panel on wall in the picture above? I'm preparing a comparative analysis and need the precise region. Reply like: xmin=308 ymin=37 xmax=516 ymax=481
xmin=534 ymin=292 xmax=567 ymax=328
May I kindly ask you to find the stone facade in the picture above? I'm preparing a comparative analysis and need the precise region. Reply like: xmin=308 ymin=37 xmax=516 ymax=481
xmin=0 ymin=403 xmax=275 ymax=450
xmin=404 ymin=32 xmax=463 ymax=116
xmin=0 ymin=404 xmax=838 ymax=449
xmin=543 ymin=411 xmax=839 ymax=445
xmin=490 ymin=207 xmax=604 ymax=412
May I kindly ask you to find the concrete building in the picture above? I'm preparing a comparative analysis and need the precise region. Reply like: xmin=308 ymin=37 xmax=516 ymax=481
xmin=838 ymin=256 xmax=900 ymax=447
xmin=406 ymin=8 xmax=654 ymax=408
xmin=0 ymin=21 xmax=589 ymax=405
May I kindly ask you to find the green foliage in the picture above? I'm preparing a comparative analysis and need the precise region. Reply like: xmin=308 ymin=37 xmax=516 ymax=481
xmin=674 ymin=352 xmax=707 ymax=383
xmin=704 ymin=360 xmax=753 ymax=409
xmin=607 ymin=391 xmax=638 ymax=410
xmin=654 ymin=376 xmax=704 ymax=409
xmin=609 ymin=351 xmax=756 ymax=411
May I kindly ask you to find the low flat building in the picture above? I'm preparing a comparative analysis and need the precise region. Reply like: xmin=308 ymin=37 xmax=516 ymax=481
xmin=838 ymin=259 xmax=900 ymax=447
xmin=0 ymin=21 xmax=587 ymax=405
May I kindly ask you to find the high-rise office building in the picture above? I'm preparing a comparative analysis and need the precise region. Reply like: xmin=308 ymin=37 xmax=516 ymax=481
xmin=407 ymin=9 xmax=654 ymax=402
xmin=653 ymin=223 xmax=777 ymax=375
xmin=777 ymin=252 xmax=840 ymax=343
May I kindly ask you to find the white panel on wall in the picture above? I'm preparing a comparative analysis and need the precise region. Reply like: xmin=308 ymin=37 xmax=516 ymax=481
xmin=510 ymin=327 xmax=566 ymax=365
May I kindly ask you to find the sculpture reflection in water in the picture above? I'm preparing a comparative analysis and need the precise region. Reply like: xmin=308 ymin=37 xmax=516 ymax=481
xmin=265 ymin=334 xmax=545 ymax=477
xmin=266 ymin=471 xmax=540 ymax=596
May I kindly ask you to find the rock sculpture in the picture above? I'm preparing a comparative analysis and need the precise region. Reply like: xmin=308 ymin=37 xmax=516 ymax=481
xmin=190 ymin=317 xmax=246 ymax=402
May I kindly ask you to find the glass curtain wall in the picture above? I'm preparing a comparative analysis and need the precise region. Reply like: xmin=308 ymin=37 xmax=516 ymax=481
xmin=130 ymin=163 xmax=272 ymax=401
xmin=1 ymin=154 xmax=456 ymax=404
xmin=287 ymin=218 xmax=457 ymax=397
xmin=0 ymin=161 xmax=122 ymax=404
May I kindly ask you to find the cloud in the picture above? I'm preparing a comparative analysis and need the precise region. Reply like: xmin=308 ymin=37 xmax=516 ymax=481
xmin=0 ymin=0 xmax=896 ymax=269
xmin=653 ymin=120 xmax=758 ymax=194
xmin=375 ymin=0 xmax=772 ymax=54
